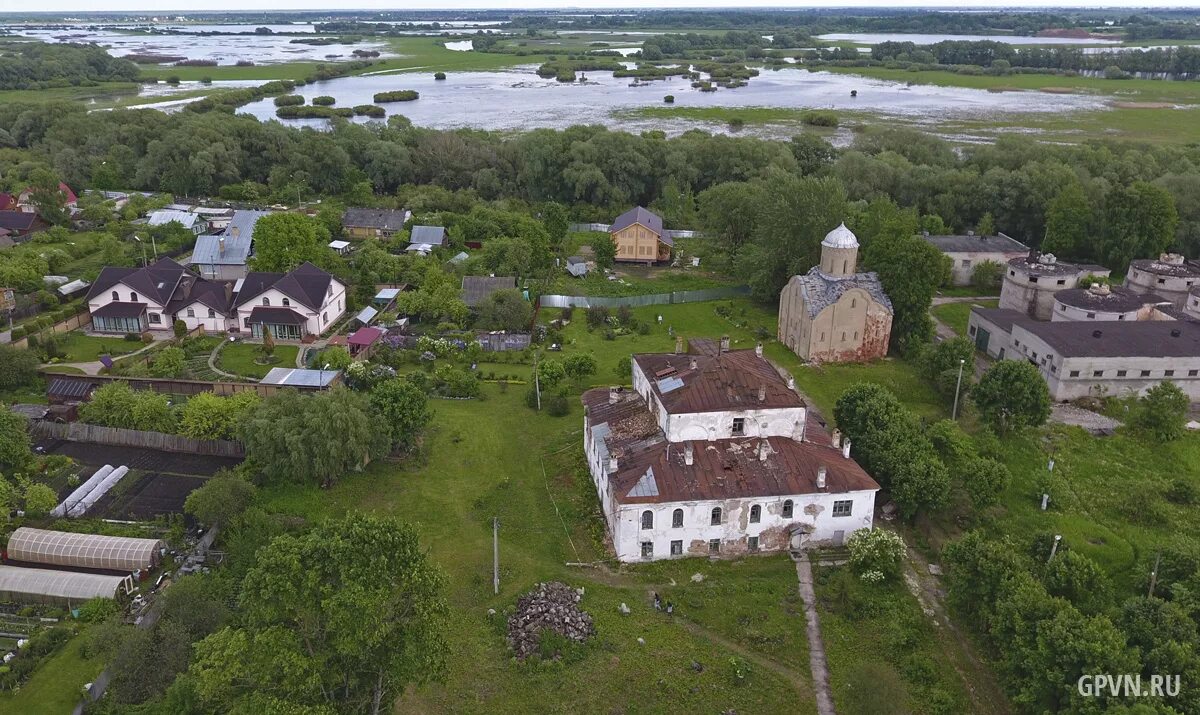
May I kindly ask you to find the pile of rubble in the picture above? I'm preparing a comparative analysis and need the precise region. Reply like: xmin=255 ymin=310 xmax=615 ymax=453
xmin=506 ymin=581 xmax=595 ymax=660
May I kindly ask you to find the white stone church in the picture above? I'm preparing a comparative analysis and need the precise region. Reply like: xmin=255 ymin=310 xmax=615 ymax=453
xmin=582 ymin=338 xmax=880 ymax=562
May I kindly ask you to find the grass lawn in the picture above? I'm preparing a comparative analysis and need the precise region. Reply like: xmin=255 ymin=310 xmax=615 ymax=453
xmin=0 ymin=630 xmax=101 ymax=715
xmin=53 ymin=332 xmax=140 ymax=363
xmin=814 ymin=564 xmax=974 ymax=714
xmin=931 ymin=299 xmax=999 ymax=337
xmin=40 ymin=365 xmax=88 ymax=375
xmin=216 ymin=342 xmax=299 ymax=379
xmin=260 ymin=385 xmax=812 ymax=713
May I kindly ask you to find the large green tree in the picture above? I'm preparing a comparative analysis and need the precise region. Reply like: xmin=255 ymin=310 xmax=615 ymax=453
xmin=187 ymin=515 xmax=448 ymax=715
xmin=1041 ymin=180 xmax=1092 ymax=258
xmin=1131 ymin=381 xmax=1189 ymax=443
xmin=972 ymin=360 xmax=1051 ymax=434
xmin=249 ymin=212 xmax=337 ymax=272
xmin=696 ymin=180 xmax=767 ymax=255
xmin=184 ymin=471 xmax=257 ymax=527
xmin=474 ymin=288 xmax=532 ymax=333
xmin=79 ymin=382 xmax=176 ymax=433
xmin=0 ymin=408 xmax=31 ymax=475
xmin=1098 ymin=181 xmax=1179 ymax=272
xmin=368 ymin=379 xmax=431 ymax=452
xmin=178 ymin=391 xmax=261 ymax=441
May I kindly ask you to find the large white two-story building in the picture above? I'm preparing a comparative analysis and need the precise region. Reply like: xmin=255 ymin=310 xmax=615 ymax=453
xmin=86 ymin=258 xmax=345 ymax=341
xmin=582 ymin=339 xmax=879 ymax=562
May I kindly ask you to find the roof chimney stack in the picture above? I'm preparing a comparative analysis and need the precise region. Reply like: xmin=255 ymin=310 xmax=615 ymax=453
xmin=689 ymin=357 xmax=697 ymax=371
xmin=831 ymin=429 xmax=842 ymax=448
xmin=757 ymin=385 xmax=766 ymax=402
xmin=720 ymin=335 xmax=730 ymax=353
xmin=817 ymin=466 xmax=827 ymax=490
xmin=787 ymin=376 xmax=795 ymax=391
xmin=795 ymin=407 xmax=807 ymax=440
xmin=675 ymin=336 xmax=683 ymax=354
xmin=758 ymin=440 xmax=769 ymax=462
xmin=707 ymin=426 xmax=717 ymax=442
xmin=609 ymin=386 xmax=619 ymax=405
xmin=608 ymin=456 xmax=618 ymax=473
xmin=842 ymin=440 xmax=852 ymax=459
xmin=684 ymin=443 xmax=694 ymax=466
xmin=755 ymin=342 xmax=763 ymax=357
xmin=218 ymin=236 xmax=226 ymax=256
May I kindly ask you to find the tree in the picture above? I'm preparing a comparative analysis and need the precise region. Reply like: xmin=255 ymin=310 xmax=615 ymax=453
xmin=368 ymin=379 xmax=431 ymax=452
xmin=563 ymin=354 xmax=597 ymax=383
xmin=1042 ymin=180 xmax=1091 ymax=258
xmin=150 ymin=346 xmax=186 ymax=378
xmin=962 ymin=457 xmax=1010 ymax=509
xmin=187 ymin=515 xmax=448 ymax=715
xmin=260 ymin=326 xmax=275 ymax=359
xmin=697 ymin=181 xmax=766 ymax=254
xmin=80 ymin=382 xmax=176 ymax=433
xmin=316 ymin=345 xmax=352 ymax=371
xmin=833 ymin=383 xmax=905 ymax=454
xmin=976 ymin=212 xmax=996 ymax=237
xmin=23 ymin=482 xmax=56 ymax=516
xmin=541 ymin=201 xmax=569 ymax=250
xmin=1131 ymin=381 xmax=1189 ymax=443
xmin=0 ymin=345 xmax=41 ymax=389
xmin=27 ymin=167 xmax=69 ymax=225
xmin=860 ymin=212 xmax=951 ymax=355
xmin=592 ymin=235 xmax=616 ymax=270
xmin=970 ymin=260 xmax=1004 ymax=292
xmin=249 ymin=213 xmax=335 ymax=272
xmin=109 ymin=620 xmax=194 ymax=705
xmin=536 ymin=359 xmax=566 ymax=389
xmin=846 ymin=528 xmax=905 ymax=582
xmin=972 ymin=361 xmax=1051 ymax=434
xmin=1041 ymin=550 xmax=1110 ymax=614
xmin=0 ymin=408 xmax=32 ymax=474
xmin=1099 ymin=181 xmax=1179 ymax=272
xmin=614 ymin=355 xmax=631 ymax=380
xmin=178 ymin=391 xmax=261 ymax=441
xmin=942 ymin=532 xmax=1027 ymax=625
xmin=184 ymin=472 xmax=257 ymax=527
xmin=239 ymin=389 xmax=387 ymax=486
xmin=475 ymin=288 xmax=532 ymax=333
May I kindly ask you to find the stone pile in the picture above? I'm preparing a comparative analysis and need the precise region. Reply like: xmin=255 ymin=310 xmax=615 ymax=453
xmin=506 ymin=581 xmax=595 ymax=660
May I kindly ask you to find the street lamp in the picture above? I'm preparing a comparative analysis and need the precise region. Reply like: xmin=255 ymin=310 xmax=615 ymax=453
xmin=951 ymin=358 xmax=966 ymax=421
xmin=132 ymin=236 xmax=147 ymax=267
xmin=319 ymin=362 xmax=330 ymax=388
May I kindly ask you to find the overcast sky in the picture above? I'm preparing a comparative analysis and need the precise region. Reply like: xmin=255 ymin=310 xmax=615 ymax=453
xmin=8 ymin=2 xmax=1200 ymax=15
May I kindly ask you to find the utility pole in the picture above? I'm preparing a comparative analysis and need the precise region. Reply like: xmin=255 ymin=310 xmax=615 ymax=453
xmin=492 ymin=517 xmax=500 ymax=595
xmin=533 ymin=351 xmax=541 ymax=410
xmin=952 ymin=358 xmax=966 ymax=421
xmin=1149 ymin=552 xmax=1161 ymax=597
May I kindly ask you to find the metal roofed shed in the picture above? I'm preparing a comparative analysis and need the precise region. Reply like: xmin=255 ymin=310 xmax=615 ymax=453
xmin=7 ymin=527 xmax=165 ymax=571
xmin=147 ymin=209 xmax=199 ymax=230
xmin=57 ymin=278 xmax=90 ymax=297
xmin=260 ymin=367 xmax=340 ymax=388
xmin=461 ymin=275 xmax=517 ymax=307
xmin=354 ymin=305 xmax=379 ymax=325
xmin=374 ymin=288 xmax=401 ymax=303
xmin=0 ymin=565 xmax=133 ymax=605
xmin=409 ymin=225 xmax=445 ymax=247
xmin=329 ymin=239 xmax=351 ymax=255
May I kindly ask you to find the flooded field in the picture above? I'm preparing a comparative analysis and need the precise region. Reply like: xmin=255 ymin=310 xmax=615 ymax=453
xmin=235 ymin=64 xmax=1108 ymax=134
xmin=819 ymin=33 xmax=1123 ymax=46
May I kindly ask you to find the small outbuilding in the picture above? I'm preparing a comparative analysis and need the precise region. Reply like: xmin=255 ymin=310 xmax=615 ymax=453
xmin=347 ymin=326 xmax=385 ymax=357
xmin=328 ymin=239 xmax=351 ymax=256
xmin=409 ymin=225 xmax=445 ymax=247
xmin=461 ymin=275 xmax=517 ymax=307
xmin=260 ymin=367 xmax=340 ymax=388
xmin=566 ymin=256 xmax=589 ymax=277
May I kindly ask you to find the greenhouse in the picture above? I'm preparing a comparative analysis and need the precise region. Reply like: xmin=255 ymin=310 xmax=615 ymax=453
xmin=6 ymin=528 xmax=165 ymax=572
xmin=0 ymin=565 xmax=133 ymax=606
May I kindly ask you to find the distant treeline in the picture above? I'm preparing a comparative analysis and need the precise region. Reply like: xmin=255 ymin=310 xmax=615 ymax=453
xmin=0 ymin=41 xmax=139 ymax=90
xmin=871 ymin=40 xmax=1200 ymax=76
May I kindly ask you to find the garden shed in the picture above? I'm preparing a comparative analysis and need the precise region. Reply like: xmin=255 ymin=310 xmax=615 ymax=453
xmin=0 ymin=565 xmax=134 ymax=605
xmin=6 ymin=527 xmax=165 ymax=572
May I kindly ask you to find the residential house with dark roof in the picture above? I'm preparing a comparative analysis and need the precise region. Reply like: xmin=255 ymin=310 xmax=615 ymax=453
xmin=583 ymin=339 xmax=879 ymax=562
xmin=234 ymin=262 xmax=347 ymax=341
xmin=921 ymin=231 xmax=1029 ymax=286
xmin=461 ymin=275 xmax=516 ymax=307
xmin=86 ymin=258 xmax=344 ymax=340
xmin=778 ymin=224 xmax=893 ymax=364
xmin=408 ymin=225 xmax=445 ymax=248
xmin=610 ymin=206 xmax=671 ymax=264
xmin=0 ymin=211 xmax=48 ymax=239
xmin=342 ymin=208 xmax=410 ymax=239
xmin=189 ymin=210 xmax=267 ymax=280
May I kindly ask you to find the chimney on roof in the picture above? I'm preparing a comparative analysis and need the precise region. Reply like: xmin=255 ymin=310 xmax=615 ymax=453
xmin=793 ymin=419 xmax=805 ymax=443
xmin=218 ymin=236 xmax=225 ymax=256
xmin=787 ymin=376 xmax=795 ymax=391
xmin=831 ymin=429 xmax=842 ymax=448
xmin=231 ymin=226 xmax=239 ymax=239
xmin=758 ymin=440 xmax=769 ymax=462
xmin=684 ymin=442 xmax=694 ymax=466
xmin=842 ymin=440 xmax=852 ymax=459
xmin=817 ymin=466 xmax=827 ymax=490
xmin=1092 ymin=329 xmax=1103 ymax=338
xmin=689 ymin=357 xmax=697 ymax=371
xmin=609 ymin=386 xmax=619 ymax=405
xmin=967 ymin=230 xmax=974 ymax=236
xmin=608 ymin=456 xmax=618 ymax=473
xmin=720 ymin=335 xmax=730 ymax=353
xmin=675 ymin=336 xmax=683 ymax=354
xmin=1171 ymin=328 xmax=1182 ymax=337
xmin=707 ymin=426 xmax=716 ymax=442
xmin=755 ymin=342 xmax=763 ymax=357
xmin=757 ymin=385 xmax=766 ymax=402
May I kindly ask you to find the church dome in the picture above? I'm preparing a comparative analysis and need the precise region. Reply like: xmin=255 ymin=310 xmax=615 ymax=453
xmin=821 ymin=222 xmax=859 ymax=249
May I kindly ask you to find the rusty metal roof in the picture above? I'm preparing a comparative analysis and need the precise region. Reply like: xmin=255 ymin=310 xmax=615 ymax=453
xmin=633 ymin=349 xmax=804 ymax=414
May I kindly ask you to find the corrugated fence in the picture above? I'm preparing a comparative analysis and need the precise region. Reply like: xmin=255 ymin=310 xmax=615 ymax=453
xmin=31 ymin=421 xmax=244 ymax=458
xmin=568 ymin=223 xmax=703 ymax=239
xmin=537 ymin=285 xmax=750 ymax=309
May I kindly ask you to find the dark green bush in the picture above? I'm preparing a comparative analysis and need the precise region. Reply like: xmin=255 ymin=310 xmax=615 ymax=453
xmin=373 ymin=90 xmax=419 ymax=102
xmin=312 ymin=95 xmax=336 ymax=106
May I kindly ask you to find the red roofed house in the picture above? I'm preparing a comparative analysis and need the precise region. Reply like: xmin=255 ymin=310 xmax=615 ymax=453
xmin=0 ymin=193 xmax=15 ymax=211
xmin=17 ymin=183 xmax=78 ymax=213
xmin=582 ymin=337 xmax=879 ymax=562
xmin=346 ymin=326 xmax=384 ymax=358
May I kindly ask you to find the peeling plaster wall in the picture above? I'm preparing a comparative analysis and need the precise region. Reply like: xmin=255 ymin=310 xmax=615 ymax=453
xmin=664 ymin=406 xmax=808 ymax=442
xmin=610 ymin=492 xmax=875 ymax=562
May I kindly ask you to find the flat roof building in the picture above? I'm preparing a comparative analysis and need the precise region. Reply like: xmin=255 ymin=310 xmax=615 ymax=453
xmin=922 ymin=232 xmax=1029 ymax=286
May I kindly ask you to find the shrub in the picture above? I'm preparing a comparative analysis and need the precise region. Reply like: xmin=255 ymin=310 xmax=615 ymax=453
xmin=434 ymin=71 xmax=446 ymax=80
xmin=1166 ymin=478 xmax=1198 ymax=505
xmin=124 ymin=333 xmax=141 ymax=342
xmin=373 ymin=90 xmax=419 ymax=102
xmin=846 ymin=528 xmax=905 ymax=582
xmin=801 ymin=110 xmax=838 ymax=127
xmin=1131 ymin=382 xmax=1189 ymax=443
xmin=312 ymin=95 xmax=336 ymax=106
xmin=273 ymin=94 xmax=305 ymax=107
xmin=545 ymin=392 xmax=570 ymax=417
xmin=663 ymin=94 xmax=674 ymax=103
xmin=10 ymin=327 xmax=25 ymax=340
xmin=275 ymin=105 xmax=354 ymax=119
xmin=173 ymin=319 xmax=188 ymax=339
xmin=353 ymin=104 xmax=385 ymax=118
xmin=166 ymin=75 xmax=181 ymax=84
xmin=728 ymin=117 xmax=745 ymax=131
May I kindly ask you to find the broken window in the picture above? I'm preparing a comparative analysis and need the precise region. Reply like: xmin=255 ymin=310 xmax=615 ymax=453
xmin=731 ymin=418 xmax=745 ymax=436
xmin=672 ymin=509 xmax=683 ymax=528
xmin=748 ymin=536 xmax=759 ymax=551
xmin=641 ymin=542 xmax=653 ymax=558
xmin=832 ymin=500 xmax=853 ymax=517
xmin=641 ymin=510 xmax=653 ymax=530
xmin=749 ymin=505 xmax=761 ymax=523
xmin=710 ymin=507 xmax=722 ymax=526
xmin=782 ymin=500 xmax=794 ymax=519
xmin=709 ymin=539 xmax=721 ymax=553
xmin=670 ymin=540 xmax=683 ymax=556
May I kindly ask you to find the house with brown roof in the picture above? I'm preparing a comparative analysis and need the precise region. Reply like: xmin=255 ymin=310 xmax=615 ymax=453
xmin=0 ymin=211 xmax=49 ymax=239
xmin=582 ymin=337 xmax=879 ymax=562
xmin=610 ymin=206 xmax=671 ymax=264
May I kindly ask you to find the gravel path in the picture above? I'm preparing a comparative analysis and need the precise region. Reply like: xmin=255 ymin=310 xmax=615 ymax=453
xmin=794 ymin=551 xmax=836 ymax=715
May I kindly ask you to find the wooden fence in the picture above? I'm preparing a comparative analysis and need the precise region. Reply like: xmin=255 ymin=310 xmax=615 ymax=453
xmin=39 ymin=371 xmax=332 ymax=398
xmin=9 ymin=311 xmax=91 ymax=349
xmin=31 ymin=421 xmax=244 ymax=458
